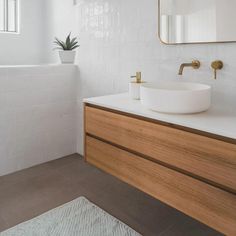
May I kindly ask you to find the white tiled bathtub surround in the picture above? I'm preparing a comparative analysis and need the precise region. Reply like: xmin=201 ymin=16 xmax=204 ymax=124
xmin=0 ymin=65 xmax=78 ymax=176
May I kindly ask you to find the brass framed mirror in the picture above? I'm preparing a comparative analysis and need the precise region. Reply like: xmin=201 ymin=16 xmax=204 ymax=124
xmin=158 ymin=0 xmax=236 ymax=45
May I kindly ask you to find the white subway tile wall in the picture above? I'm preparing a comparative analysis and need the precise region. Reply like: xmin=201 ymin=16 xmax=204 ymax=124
xmin=55 ymin=0 xmax=235 ymax=154
xmin=1 ymin=0 xmax=236 ymax=174
xmin=0 ymin=65 xmax=78 ymax=176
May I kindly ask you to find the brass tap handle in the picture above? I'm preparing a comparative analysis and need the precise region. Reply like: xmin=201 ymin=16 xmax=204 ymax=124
xmin=130 ymin=72 xmax=142 ymax=83
xmin=211 ymin=60 xmax=223 ymax=79
xmin=192 ymin=60 xmax=201 ymax=69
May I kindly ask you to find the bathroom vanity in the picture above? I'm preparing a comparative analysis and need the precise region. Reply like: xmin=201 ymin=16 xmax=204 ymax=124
xmin=84 ymin=94 xmax=236 ymax=235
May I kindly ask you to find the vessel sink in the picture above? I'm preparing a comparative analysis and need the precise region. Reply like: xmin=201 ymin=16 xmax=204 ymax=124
xmin=140 ymin=82 xmax=211 ymax=114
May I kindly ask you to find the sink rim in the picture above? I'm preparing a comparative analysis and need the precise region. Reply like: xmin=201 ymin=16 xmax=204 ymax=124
xmin=141 ymin=82 xmax=211 ymax=92
xmin=140 ymin=81 xmax=212 ymax=114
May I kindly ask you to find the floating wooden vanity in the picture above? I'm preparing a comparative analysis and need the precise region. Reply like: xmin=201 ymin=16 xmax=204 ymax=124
xmin=84 ymin=98 xmax=236 ymax=235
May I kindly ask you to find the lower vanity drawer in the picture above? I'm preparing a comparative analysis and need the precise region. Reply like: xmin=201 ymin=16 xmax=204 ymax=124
xmin=86 ymin=136 xmax=236 ymax=236
xmin=85 ymin=105 xmax=236 ymax=193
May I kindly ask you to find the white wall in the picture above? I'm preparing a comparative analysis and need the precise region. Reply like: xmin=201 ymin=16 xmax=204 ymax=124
xmin=2 ymin=0 xmax=236 ymax=160
xmin=0 ymin=0 xmax=47 ymax=65
xmin=43 ymin=0 xmax=77 ymax=64
xmin=0 ymin=65 xmax=77 ymax=176
xmin=44 ymin=0 xmax=235 ymax=155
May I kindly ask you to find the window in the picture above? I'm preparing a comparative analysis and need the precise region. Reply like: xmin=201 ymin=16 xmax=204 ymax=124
xmin=0 ymin=0 xmax=18 ymax=33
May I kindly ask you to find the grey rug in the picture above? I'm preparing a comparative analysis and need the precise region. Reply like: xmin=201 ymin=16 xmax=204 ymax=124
xmin=0 ymin=197 xmax=141 ymax=236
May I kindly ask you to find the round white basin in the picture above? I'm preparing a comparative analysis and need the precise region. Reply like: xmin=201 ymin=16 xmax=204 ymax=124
xmin=140 ymin=82 xmax=211 ymax=114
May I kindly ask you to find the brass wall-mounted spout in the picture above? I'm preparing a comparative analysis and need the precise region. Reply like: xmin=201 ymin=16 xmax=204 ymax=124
xmin=178 ymin=60 xmax=201 ymax=75
xmin=211 ymin=60 xmax=223 ymax=79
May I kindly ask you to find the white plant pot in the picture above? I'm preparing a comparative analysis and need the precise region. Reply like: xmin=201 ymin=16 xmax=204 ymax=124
xmin=59 ymin=51 xmax=76 ymax=64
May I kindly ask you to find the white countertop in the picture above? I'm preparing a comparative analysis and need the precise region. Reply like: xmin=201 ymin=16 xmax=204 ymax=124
xmin=84 ymin=93 xmax=236 ymax=140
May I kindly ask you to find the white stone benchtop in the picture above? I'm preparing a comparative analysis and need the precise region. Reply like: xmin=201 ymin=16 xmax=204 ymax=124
xmin=84 ymin=93 xmax=236 ymax=140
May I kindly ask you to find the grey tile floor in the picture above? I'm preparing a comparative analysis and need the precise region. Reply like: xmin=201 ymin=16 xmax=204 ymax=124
xmin=0 ymin=154 xmax=221 ymax=236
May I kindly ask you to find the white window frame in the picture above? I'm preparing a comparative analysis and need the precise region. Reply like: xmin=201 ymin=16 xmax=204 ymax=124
xmin=0 ymin=0 xmax=19 ymax=33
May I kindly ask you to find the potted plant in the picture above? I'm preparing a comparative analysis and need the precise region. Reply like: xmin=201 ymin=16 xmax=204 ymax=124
xmin=54 ymin=33 xmax=79 ymax=64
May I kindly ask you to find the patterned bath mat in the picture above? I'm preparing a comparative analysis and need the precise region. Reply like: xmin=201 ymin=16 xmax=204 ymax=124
xmin=0 ymin=197 xmax=141 ymax=236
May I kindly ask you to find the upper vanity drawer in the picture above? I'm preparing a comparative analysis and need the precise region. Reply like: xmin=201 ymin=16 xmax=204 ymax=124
xmin=85 ymin=105 xmax=236 ymax=193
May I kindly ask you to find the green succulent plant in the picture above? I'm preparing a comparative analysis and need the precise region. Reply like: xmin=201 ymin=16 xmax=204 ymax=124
xmin=54 ymin=33 xmax=79 ymax=51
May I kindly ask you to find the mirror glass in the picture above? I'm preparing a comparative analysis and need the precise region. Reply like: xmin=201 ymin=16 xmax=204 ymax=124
xmin=159 ymin=0 xmax=236 ymax=44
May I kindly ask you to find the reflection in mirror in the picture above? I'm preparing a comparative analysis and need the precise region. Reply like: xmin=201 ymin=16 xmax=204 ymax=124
xmin=159 ymin=0 xmax=236 ymax=44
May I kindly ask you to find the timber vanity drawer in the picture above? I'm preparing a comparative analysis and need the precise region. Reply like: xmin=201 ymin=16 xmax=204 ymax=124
xmin=84 ymin=103 xmax=236 ymax=235
xmin=85 ymin=105 xmax=236 ymax=193
xmin=86 ymin=136 xmax=236 ymax=235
